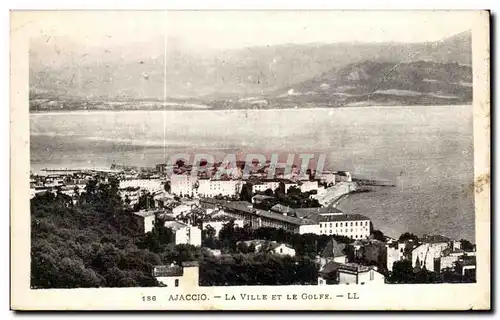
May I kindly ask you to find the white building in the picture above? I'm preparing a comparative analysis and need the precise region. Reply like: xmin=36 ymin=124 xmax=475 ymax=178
xmin=298 ymin=223 xmax=321 ymax=235
xmin=270 ymin=243 xmax=296 ymax=256
xmin=119 ymin=179 xmax=163 ymax=192
xmin=153 ymin=261 xmax=199 ymax=288
xmin=316 ymin=171 xmax=337 ymax=186
xmin=252 ymin=179 xmax=300 ymax=195
xmin=170 ymin=175 xmax=198 ymax=197
xmin=299 ymin=180 xmax=319 ymax=193
xmin=317 ymin=238 xmax=348 ymax=268
xmin=133 ymin=210 xmax=157 ymax=233
xmin=411 ymin=242 xmax=450 ymax=272
xmin=119 ymin=186 xmax=141 ymax=206
xmin=252 ymin=181 xmax=280 ymax=194
xmin=337 ymin=264 xmax=385 ymax=285
xmin=334 ymin=171 xmax=353 ymax=183
xmin=386 ymin=240 xmax=419 ymax=272
xmin=318 ymin=262 xmax=385 ymax=285
xmin=241 ymin=240 xmax=296 ymax=257
xmin=196 ymin=179 xmax=242 ymax=198
xmin=318 ymin=214 xmax=371 ymax=240
xmin=172 ymin=203 xmax=196 ymax=218
xmin=164 ymin=221 xmax=202 ymax=246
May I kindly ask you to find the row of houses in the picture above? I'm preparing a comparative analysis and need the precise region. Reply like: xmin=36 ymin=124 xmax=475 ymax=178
xmin=133 ymin=210 xmax=203 ymax=246
xmin=199 ymin=199 xmax=371 ymax=239
xmin=386 ymin=235 xmax=476 ymax=276
xmin=169 ymin=173 xmax=351 ymax=198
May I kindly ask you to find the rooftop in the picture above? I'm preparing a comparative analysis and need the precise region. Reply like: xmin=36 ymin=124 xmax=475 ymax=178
xmin=133 ymin=210 xmax=159 ymax=218
xmin=252 ymin=195 xmax=276 ymax=201
xmin=203 ymin=214 xmax=238 ymax=223
xmin=164 ymin=220 xmax=189 ymax=231
xmin=153 ymin=265 xmax=183 ymax=277
xmin=457 ymin=256 xmax=476 ymax=267
xmin=270 ymin=204 xmax=295 ymax=214
xmin=421 ymin=234 xmax=452 ymax=243
xmin=252 ymin=178 xmax=297 ymax=185
xmin=294 ymin=207 xmax=344 ymax=222
xmin=200 ymin=198 xmax=315 ymax=226
xmin=320 ymin=261 xmax=375 ymax=276
xmin=319 ymin=238 xmax=347 ymax=258
xmin=442 ymin=247 xmax=465 ymax=256
xmin=319 ymin=214 xmax=370 ymax=223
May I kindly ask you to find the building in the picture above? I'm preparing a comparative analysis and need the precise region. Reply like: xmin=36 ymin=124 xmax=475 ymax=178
xmin=252 ymin=180 xmax=280 ymax=194
xmin=172 ymin=203 xmax=196 ymax=218
xmin=411 ymin=242 xmax=450 ymax=272
xmin=316 ymin=171 xmax=337 ymax=186
xmin=252 ymin=194 xmax=276 ymax=205
xmin=163 ymin=221 xmax=202 ymax=246
xmin=153 ymin=261 xmax=199 ymax=288
xmin=270 ymin=204 xmax=296 ymax=216
xmin=200 ymin=199 xmax=309 ymax=233
xmin=202 ymin=214 xmax=245 ymax=238
xmin=318 ymin=261 xmax=385 ymax=285
xmin=199 ymin=198 xmax=371 ymax=238
xmin=119 ymin=179 xmax=163 ymax=192
xmin=196 ymin=178 xmax=243 ymax=198
xmin=119 ymin=186 xmax=141 ymax=206
xmin=299 ymin=180 xmax=319 ymax=193
xmin=386 ymin=240 xmax=419 ymax=271
xmin=455 ymin=256 xmax=476 ymax=281
xmin=334 ymin=171 xmax=353 ymax=183
xmin=271 ymin=243 xmax=296 ymax=256
xmin=170 ymin=175 xmax=198 ymax=197
xmin=337 ymin=264 xmax=385 ymax=285
xmin=240 ymin=240 xmax=296 ymax=256
xmin=317 ymin=238 xmax=348 ymax=267
xmin=133 ymin=210 xmax=157 ymax=233
xmin=153 ymin=191 xmax=176 ymax=208
xmin=437 ymin=248 xmax=467 ymax=270
xmin=251 ymin=179 xmax=297 ymax=195
xmin=317 ymin=214 xmax=371 ymax=240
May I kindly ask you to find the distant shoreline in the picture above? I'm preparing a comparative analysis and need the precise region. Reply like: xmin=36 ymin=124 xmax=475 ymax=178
xmin=29 ymin=103 xmax=473 ymax=116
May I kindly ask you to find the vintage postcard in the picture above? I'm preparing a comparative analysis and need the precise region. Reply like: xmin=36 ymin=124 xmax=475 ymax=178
xmin=10 ymin=10 xmax=490 ymax=310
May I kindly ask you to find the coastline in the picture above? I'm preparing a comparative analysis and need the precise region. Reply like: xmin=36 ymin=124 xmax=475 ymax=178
xmin=29 ymin=103 xmax=473 ymax=116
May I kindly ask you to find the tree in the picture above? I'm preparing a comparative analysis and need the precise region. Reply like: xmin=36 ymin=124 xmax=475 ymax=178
xmin=263 ymin=188 xmax=274 ymax=197
xmin=236 ymin=242 xmax=250 ymax=254
xmin=124 ymin=195 xmax=131 ymax=206
xmin=372 ymin=229 xmax=386 ymax=242
xmin=274 ymin=182 xmax=286 ymax=200
xmin=203 ymin=224 xmax=216 ymax=240
xmin=414 ymin=269 xmax=440 ymax=283
xmin=287 ymin=186 xmax=301 ymax=196
xmin=164 ymin=181 xmax=171 ymax=193
xmin=460 ymin=239 xmax=475 ymax=251
xmin=239 ymin=183 xmax=253 ymax=202
xmin=30 ymin=189 xmax=161 ymax=289
xmin=134 ymin=192 xmax=155 ymax=211
xmin=398 ymin=232 xmax=420 ymax=243
xmin=389 ymin=260 xmax=415 ymax=283
xmin=175 ymin=159 xmax=186 ymax=168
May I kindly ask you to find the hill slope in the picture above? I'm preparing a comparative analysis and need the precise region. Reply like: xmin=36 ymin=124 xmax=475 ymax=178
xmin=29 ymin=30 xmax=471 ymax=101
xmin=207 ymin=60 xmax=473 ymax=109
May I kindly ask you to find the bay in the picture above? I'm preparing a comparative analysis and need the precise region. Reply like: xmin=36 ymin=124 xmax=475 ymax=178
xmin=29 ymin=105 xmax=475 ymax=241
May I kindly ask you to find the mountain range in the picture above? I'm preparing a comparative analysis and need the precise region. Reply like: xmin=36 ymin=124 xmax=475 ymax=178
xmin=29 ymin=30 xmax=472 ymax=111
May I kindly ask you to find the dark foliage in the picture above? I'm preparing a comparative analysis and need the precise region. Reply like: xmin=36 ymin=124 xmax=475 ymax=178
xmin=398 ymin=232 xmax=420 ymax=243
xmin=30 ymin=182 xmax=159 ymax=289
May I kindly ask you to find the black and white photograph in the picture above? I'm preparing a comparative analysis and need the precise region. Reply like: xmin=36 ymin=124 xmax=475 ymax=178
xmin=10 ymin=9 xmax=490 ymax=310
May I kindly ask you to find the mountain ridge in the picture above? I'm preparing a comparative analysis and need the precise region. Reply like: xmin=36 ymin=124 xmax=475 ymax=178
xmin=30 ymin=30 xmax=472 ymax=102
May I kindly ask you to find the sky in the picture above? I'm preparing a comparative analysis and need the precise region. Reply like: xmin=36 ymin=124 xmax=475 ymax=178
xmin=19 ymin=10 xmax=475 ymax=51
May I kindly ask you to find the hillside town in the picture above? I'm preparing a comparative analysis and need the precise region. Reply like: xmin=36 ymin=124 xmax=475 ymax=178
xmin=30 ymin=160 xmax=476 ymax=288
